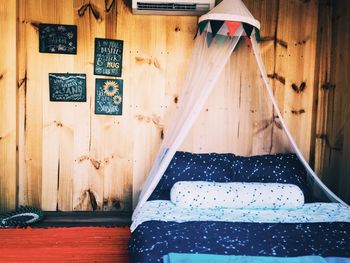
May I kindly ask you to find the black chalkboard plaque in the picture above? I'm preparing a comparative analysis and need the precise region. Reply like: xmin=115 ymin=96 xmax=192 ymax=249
xmin=94 ymin=38 xmax=123 ymax=77
xmin=49 ymin=73 xmax=86 ymax=102
xmin=95 ymin=78 xmax=123 ymax=115
xmin=39 ymin=23 xmax=77 ymax=54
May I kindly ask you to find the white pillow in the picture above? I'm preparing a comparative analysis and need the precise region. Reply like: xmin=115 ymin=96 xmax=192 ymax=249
xmin=170 ymin=181 xmax=304 ymax=210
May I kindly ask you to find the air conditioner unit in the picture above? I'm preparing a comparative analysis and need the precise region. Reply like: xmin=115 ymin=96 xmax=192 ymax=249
xmin=132 ymin=0 xmax=215 ymax=16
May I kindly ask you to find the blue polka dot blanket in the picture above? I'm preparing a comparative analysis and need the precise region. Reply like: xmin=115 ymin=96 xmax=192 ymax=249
xmin=131 ymin=201 xmax=350 ymax=232
xmin=129 ymin=152 xmax=350 ymax=262
xmin=129 ymin=203 xmax=350 ymax=262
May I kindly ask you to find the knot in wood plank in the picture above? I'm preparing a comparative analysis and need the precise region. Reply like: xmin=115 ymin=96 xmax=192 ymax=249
xmin=291 ymin=82 xmax=306 ymax=93
xmin=322 ymin=82 xmax=336 ymax=90
xmin=90 ymin=158 xmax=101 ymax=170
xmin=291 ymin=109 xmax=306 ymax=115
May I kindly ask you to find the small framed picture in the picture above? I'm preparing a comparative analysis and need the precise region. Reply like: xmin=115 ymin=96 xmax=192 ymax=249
xmin=95 ymin=78 xmax=123 ymax=115
xmin=94 ymin=38 xmax=123 ymax=77
xmin=49 ymin=73 xmax=86 ymax=102
xmin=39 ymin=23 xmax=77 ymax=54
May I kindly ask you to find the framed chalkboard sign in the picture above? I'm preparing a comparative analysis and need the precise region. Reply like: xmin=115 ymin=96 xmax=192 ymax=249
xmin=49 ymin=73 xmax=86 ymax=102
xmin=94 ymin=38 xmax=123 ymax=77
xmin=39 ymin=23 xmax=77 ymax=54
xmin=95 ymin=78 xmax=123 ymax=115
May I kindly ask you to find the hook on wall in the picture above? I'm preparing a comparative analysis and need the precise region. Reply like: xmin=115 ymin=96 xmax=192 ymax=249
xmin=78 ymin=2 xmax=102 ymax=22
xmin=105 ymin=0 xmax=117 ymax=13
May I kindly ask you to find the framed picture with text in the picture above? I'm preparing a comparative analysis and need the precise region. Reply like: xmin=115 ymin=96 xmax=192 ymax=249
xmin=49 ymin=73 xmax=86 ymax=102
xmin=39 ymin=23 xmax=77 ymax=54
xmin=94 ymin=38 xmax=123 ymax=77
xmin=95 ymin=78 xmax=123 ymax=115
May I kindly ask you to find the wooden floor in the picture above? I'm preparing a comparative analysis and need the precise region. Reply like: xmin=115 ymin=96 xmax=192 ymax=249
xmin=0 ymin=226 xmax=131 ymax=262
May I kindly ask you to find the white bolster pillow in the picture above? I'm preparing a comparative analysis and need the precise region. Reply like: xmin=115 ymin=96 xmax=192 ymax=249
xmin=170 ymin=181 xmax=304 ymax=210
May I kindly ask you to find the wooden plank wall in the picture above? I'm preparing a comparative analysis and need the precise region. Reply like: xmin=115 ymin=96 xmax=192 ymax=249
xmin=314 ymin=0 xmax=350 ymax=204
xmin=0 ymin=0 xmax=17 ymax=212
xmin=15 ymin=0 xmax=198 ymax=211
xmin=0 ymin=0 xmax=331 ymax=212
xmin=182 ymin=0 xmax=319 ymax=158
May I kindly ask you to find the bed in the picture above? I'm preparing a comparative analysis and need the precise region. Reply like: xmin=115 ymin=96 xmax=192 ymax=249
xmin=129 ymin=152 xmax=350 ymax=263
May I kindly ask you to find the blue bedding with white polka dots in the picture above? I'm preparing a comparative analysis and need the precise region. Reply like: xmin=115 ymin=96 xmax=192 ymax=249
xmin=130 ymin=152 xmax=350 ymax=262
xmin=131 ymin=201 xmax=350 ymax=231
xmin=148 ymin=152 xmax=315 ymax=202
xmin=129 ymin=220 xmax=350 ymax=263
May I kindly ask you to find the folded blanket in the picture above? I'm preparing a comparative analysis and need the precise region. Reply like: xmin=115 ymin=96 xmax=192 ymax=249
xmin=131 ymin=200 xmax=350 ymax=232
xmin=163 ymin=253 xmax=350 ymax=263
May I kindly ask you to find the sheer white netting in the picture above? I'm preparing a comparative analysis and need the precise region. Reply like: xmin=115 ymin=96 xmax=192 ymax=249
xmin=133 ymin=27 xmax=346 ymax=218
xmin=135 ymin=29 xmax=243 ymax=213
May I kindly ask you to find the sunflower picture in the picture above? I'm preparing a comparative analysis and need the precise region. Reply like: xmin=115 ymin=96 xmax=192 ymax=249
xmin=103 ymin=80 xmax=119 ymax=97
xmin=95 ymin=78 xmax=123 ymax=115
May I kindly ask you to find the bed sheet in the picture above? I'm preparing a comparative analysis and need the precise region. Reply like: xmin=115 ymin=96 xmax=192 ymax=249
xmin=129 ymin=220 xmax=350 ymax=263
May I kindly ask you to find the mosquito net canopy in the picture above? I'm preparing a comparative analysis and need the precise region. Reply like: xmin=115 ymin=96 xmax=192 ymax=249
xmin=133 ymin=0 xmax=346 ymax=218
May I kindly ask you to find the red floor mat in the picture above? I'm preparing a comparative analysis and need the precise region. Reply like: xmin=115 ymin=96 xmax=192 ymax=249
xmin=0 ymin=227 xmax=130 ymax=262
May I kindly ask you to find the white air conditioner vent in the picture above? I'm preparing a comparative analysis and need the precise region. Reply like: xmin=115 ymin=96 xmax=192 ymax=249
xmin=137 ymin=3 xmax=197 ymax=11
xmin=132 ymin=0 xmax=215 ymax=16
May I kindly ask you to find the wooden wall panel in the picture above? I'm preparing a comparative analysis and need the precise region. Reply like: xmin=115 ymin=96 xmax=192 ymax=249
xmin=71 ymin=0 xmax=94 ymax=211
xmin=129 ymin=13 xmax=168 ymax=206
xmin=335 ymin=0 xmax=350 ymax=203
xmin=313 ymin=0 xmax=332 ymax=175
xmin=18 ymin=0 xmax=45 ymax=209
xmin=17 ymin=0 xmax=27 ymax=206
xmin=41 ymin=0 xmax=76 ymax=211
xmin=1 ymin=0 xmax=329 ymax=211
xmin=15 ymin=0 xmax=196 ymax=211
xmin=181 ymin=0 xmax=318 ymax=159
xmin=0 ymin=0 xmax=17 ymax=212
xmin=84 ymin=0 xmax=109 ymax=212
xmin=315 ymin=0 xmax=350 ymax=204
xmin=130 ymin=13 xmax=197 ymax=204
xmin=274 ymin=0 xmax=319 ymax=159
